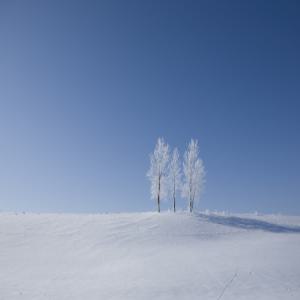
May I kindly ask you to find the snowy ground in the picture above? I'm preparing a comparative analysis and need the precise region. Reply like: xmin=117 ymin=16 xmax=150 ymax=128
xmin=1 ymin=211 xmax=300 ymax=300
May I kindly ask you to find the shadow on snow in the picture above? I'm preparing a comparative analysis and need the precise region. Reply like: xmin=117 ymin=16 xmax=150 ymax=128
xmin=198 ymin=213 xmax=300 ymax=233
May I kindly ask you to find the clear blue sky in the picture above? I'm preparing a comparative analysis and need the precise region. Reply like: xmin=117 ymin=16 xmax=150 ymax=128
xmin=1 ymin=0 xmax=299 ymax=214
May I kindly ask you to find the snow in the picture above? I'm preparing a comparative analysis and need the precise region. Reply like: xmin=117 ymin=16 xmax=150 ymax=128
xmin=1 ymin=211 xmax=300 ymax=299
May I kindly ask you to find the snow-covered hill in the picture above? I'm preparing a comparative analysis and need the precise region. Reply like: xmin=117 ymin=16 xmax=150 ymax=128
xmin=1 ymin=212 xmax=300 ymax=299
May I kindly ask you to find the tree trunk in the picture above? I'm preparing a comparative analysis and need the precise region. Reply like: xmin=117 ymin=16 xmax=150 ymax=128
xmin=173 ymin=195 xmax=176 ymax=212
xmin=189 ymin=197 xmax=192 ymax=213
xmin=157 ymin=177 xmax=161 ymax=213
xmin=173 ymin=183 xmax=176 ymax=213
xmin=157 ymin=194 xmax=160 ymax=213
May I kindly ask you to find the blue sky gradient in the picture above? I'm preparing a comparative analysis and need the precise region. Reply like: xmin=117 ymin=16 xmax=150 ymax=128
xmin=1 ymin=0 xmax=300 ymax=214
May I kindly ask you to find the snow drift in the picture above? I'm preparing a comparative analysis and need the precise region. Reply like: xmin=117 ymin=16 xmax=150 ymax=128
xmin=1 ymin=212 xmax=300 ymax=299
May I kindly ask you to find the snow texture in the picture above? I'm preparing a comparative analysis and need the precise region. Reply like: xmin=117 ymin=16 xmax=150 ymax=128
xmin=1 ymin=211 xmax=300 ymax=299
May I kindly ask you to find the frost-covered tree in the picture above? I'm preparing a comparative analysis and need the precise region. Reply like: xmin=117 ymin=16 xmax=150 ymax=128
xmin=182 ymin=139 xmax=205 ymax=213
xmin=147 ymin=138 xmax=170 ymax=212
xmin=168 ymin=148 xmax=181 ymax=212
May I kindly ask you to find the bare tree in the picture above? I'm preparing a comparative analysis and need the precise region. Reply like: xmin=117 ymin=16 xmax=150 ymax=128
xmin=168 ymin=148 xmax=181 ymax=212
xmin=182 ymin=139 xmax=205 ymax=212
xmin=147 ymin=138 xmax=170 ymax=212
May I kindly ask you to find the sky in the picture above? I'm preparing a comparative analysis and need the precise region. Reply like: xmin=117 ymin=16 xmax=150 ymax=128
xmin=0 ymin=0 xmax=299 ymax=214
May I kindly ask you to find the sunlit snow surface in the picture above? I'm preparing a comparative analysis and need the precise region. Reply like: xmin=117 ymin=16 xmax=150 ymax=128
xmin=1 ymin=212 xmax=300 ymax=299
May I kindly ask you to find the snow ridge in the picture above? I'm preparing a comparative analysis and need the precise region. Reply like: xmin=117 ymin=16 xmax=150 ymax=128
xmin=1 ymin=212 xmax=300 ymax=300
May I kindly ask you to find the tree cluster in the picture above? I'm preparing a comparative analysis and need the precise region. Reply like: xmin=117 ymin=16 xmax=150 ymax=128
xmin=147 ymin=138 xmax=205 ymax=213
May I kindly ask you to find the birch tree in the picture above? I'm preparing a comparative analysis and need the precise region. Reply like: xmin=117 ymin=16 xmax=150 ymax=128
xmin=182 ymin=139 xmax=205 ymax=212
xmin=147 ymin=138 xmax=170 ymax=212
xmin=168 ymin=148 xmax=181 ymax=212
